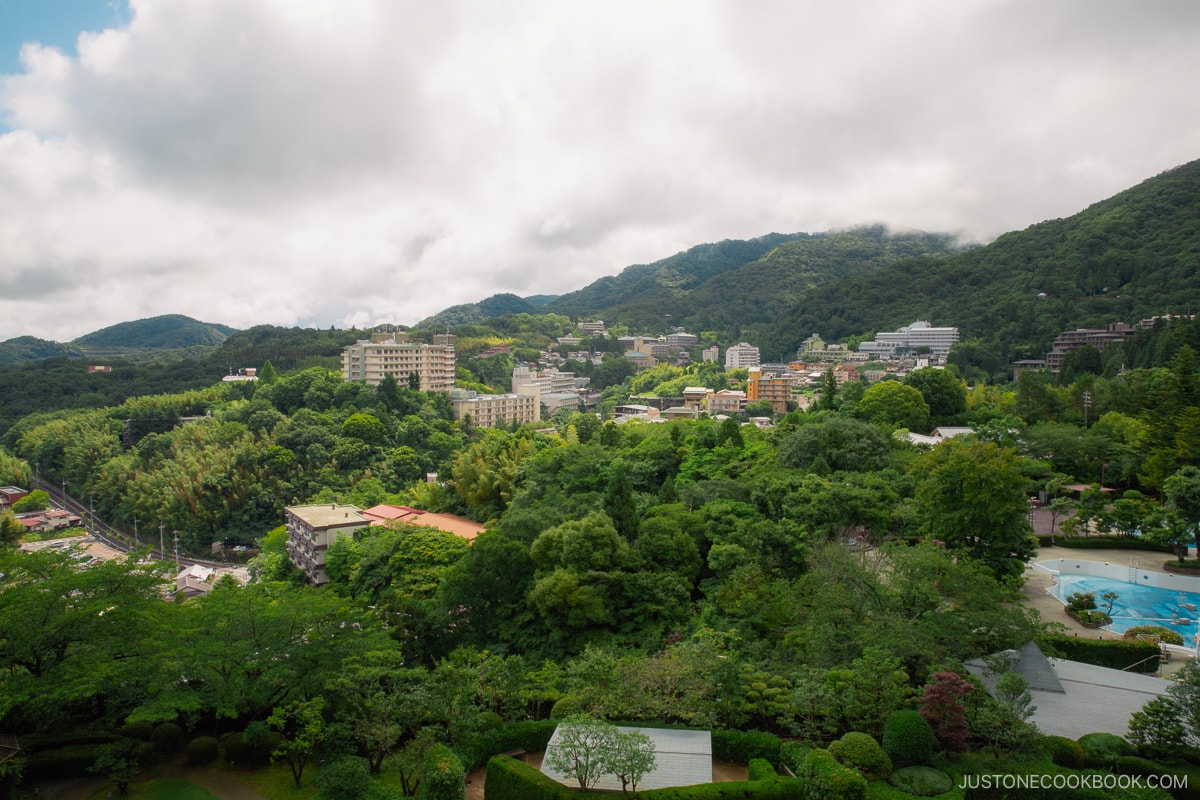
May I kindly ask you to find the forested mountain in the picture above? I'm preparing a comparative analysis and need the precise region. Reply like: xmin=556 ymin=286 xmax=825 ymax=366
xmin=73 ymin=314 xmax=239 ymax=350
xmin=0 ymin=335 xmax=80 ymax=368
xmin=760 ymin=159 xmax=1200 ymax=375
xmin=0 ymin=325 xmax=359 ymax=436
xmin=415 ymin=293 xmax=540 ymax=329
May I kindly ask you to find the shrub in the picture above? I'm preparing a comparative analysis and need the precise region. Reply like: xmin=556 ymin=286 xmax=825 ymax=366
xmin=889 ymin=766 xmax=954 ymax=797
xmin=1042 ymin=735 xmax=1086 ymax=769
xmin=152 ymin=722 xmax=184 ymax=754
xmin=484 ymin=755 xmax=566 ymax=800
xmin=549 ymin=696 xmax=581 ymax=719
xmin=1114 ymin=755 xmax=1168 ymax=776
xmin=828 ymin=732 xmax=892 ymax=780
xmin=313 ymin=755 xmax=371 ymax=800
xmin=186 ymin=736 xmax=219 ymax=766
xmin=799 ymin=749 xmax=866 ymax=800
xmin=1077 ymin=732 xmax=1136 ymax=768
xmin=882 ymin=710 xmax=936 ymax=767
xmin=455 ymin=719 xmax=558 ymax=772
xmin=475 ymin=711 xmax=504 ymax=731
xmin=711 ymin=728 xmax=781 ymax=765
xmin=424 ymin=743 xmax=466 ymax=800
xmin=779 ymin=740 xmax=808 ymax=776
xmin=1124 ymin=625 xmax=1185 ymax=645
xmin=1040 ymin=635 xmax=1161 ymax=673
xmin=117 ymin=722 xmax=154 ymax=741
xmin=224 ymin=733 xmax=254 ymax=765
xmin=23 ymin=744 xmax=110 ymax=780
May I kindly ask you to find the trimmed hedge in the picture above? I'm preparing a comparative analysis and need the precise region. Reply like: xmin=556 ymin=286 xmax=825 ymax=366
xmin=881 ymin=710 xmax=936 ymax=767
xmin=152 ymin=722 xmax=184 ymax=754
xmin=799 ymin=748 xmax=866 ymax=800
xmin=186 ymin=736 xmax=219 ymax=765
xmin=779 ymin=740 xmax=808 ymax=776
xmin=828 ymin=732 xmax=892 ymax=781
xmin=888 ymin=766 xmax=953 ymax=797
xmin=711 ymin=728 xmax=782 ymax=765
xmin=1043 ymin=735 xmax=1086 ymax=769
xmin=454 ymin=719 xmax=558 ymax=772
xmin=1036 ymin=536 xmax=1173 ymax=553
xmin=23 ymin=744 xmax=111 ymax=781
xmin=483 ymin=754 xmax=803 ymax=800
xmin=1041 ymin=635 xmax=1161 ymax=673
xmin=1077 ymin=732 xmax=1137 ymax=768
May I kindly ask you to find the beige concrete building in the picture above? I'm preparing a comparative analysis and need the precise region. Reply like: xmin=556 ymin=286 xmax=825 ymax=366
xmin=451 ymin=387 xmax=540 ymax=428
xmin=706 ymin=389 xmax=748 ymax=414
xmin=341 ymin=332 xmax=456 ymax=393
xmin=285 ymin=503 xmax=370 ymax=585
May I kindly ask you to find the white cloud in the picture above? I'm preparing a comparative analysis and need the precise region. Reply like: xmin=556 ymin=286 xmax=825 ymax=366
xmin=1 ymin=0 xmax=1199 ymax=341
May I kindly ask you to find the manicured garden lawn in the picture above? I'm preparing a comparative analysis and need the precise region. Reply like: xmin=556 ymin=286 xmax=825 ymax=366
xmin=235 ymin=762 xmax=321 ymax=800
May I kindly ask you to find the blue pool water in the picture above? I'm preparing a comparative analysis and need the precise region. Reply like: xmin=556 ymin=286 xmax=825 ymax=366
xmin=1053 ymin=574 xmax=1200 ymax=645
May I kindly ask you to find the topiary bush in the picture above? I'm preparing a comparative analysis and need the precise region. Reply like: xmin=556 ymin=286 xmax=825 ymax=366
xmin=549 ymin=696 xmax=581 ymax=719
xmin=799 ymin=748 xmax=867 ymax=800
xmin=186 ymin=736 xmax=219 ymax=766
xmin=1042 ymin=735 xmax=1085 ymax=769
xmin=882 ymin=710 xmax=936 ymax=767
xmin=424 ymin=743 xmax=466 ymax=800
xmin=1077 ymin=732 xmax=1136 ymax=768
xmin=889 ymin=766 xmax=954 ymax=797
xmin=828 ymin=732 xmax=893 ymax=780
xmin=152 ymin=722 xmax=184 ymax=754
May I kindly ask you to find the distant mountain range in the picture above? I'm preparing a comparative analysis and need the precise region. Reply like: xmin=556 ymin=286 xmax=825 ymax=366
xmin=4 ymin=158 xmax=1199 ymax=376
xmin=415 ymin=158 xmax=1200 ymax=371
xmin=0 ymin=315 xmax=239 ymax=368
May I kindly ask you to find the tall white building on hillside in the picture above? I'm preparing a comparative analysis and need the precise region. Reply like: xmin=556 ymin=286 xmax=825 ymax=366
xmin=724 ymin=342 xmax=761 ymax=370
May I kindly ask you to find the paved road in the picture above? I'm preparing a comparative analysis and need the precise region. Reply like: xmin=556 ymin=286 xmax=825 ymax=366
xmin=38 ymin=479 xmax=237 ymax=570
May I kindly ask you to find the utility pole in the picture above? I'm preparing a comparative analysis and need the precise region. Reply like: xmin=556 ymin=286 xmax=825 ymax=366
xmin=34 ymin=461 xmax=38 ymax=491
xmin=133 ymin=516 xmax=139 ymax=547
xmin=89 ymin=496 xmax=95 ymax=534
xmin=173 ymin=531 xmax=180 ymax=566
xmin=159 ymin=523 xmax=165 ymax=560
xmin=1082 ymin=390 xmax=1092 ymax=428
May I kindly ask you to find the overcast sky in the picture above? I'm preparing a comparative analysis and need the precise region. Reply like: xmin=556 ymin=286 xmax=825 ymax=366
xmin=1 ymin=0 xmax=1198 ymax=342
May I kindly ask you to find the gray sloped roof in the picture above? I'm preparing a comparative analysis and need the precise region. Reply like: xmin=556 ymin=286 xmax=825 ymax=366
xmin=965 ymin=642 xmax=1171 ymax=738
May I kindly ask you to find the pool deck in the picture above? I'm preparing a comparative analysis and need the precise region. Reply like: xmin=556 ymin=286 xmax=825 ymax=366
xmin=1024 ymin=545 xmax=1192 ymax=674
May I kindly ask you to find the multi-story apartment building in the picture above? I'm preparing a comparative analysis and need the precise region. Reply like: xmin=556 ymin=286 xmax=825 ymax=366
xmin=706 ymin=389 xmax=748 ymax=414
xmin=577 ymin=321 xmax=607 ymax=335
xmin=724 ymin=342 xmax=761 ymax=370
xmin=285 ymin=503 xmax=370 ymax=585
xmin=701 ymin=346 xmax=719 ymax=363
xmin=341 ymin=332 xmax=456 ymax=392
xmin=665 ymin=332 xmax=699 ymax=348
xmin=746 ymin=367 xmax=793 ymax=414
xmin=511 ymin=366 xmax=589 ymax=394
xmin=858 ymin=321 xmax=959 ymax=359
xmin=1044 ymin=323 xmax=1134 ymax=372
xmin=451 ymin=387 xmax=540 ymax=428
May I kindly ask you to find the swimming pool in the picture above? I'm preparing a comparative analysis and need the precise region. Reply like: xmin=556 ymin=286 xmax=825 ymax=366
xmin=1050 ymin=573 xmax=1200 ymax=644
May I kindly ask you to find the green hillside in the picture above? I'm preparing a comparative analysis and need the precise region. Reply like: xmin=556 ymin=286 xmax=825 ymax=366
xmin=0 ymin=336 xmax=80 ymax=368
xmin=416 ymin=293 xmax=539 ymax=329
xmin=545 ymin=232 xmax=802 ymax=323
xmin=73 ymin=314 xmax=239 ymax=350
xmin=760 ymin=158 xmax=1200 ymax=376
